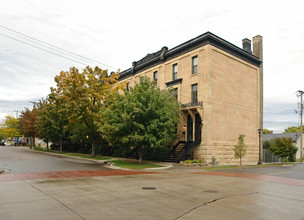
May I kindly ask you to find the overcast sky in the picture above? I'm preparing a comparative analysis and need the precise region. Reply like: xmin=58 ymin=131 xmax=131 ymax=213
xmin=0 ymin=0 xmax=303 ymax=133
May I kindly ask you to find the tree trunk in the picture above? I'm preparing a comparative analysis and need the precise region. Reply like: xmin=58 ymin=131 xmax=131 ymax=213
xmin=60 ymin=140 xmax=63 ymax=152
xmin=30 ymin=137 xmax=35 ymax=149
xmin=46 ymin=140 xmax=49 ymax=152
xmin=91 ymin=140 xmax=96 ymax=158
xmin=240 ymin=157 xmax=242 ymax=166
xmin=29 ymin=137 xmax=32 ymax=149
xmin=138 ymin=146 xmax=143 ymax=164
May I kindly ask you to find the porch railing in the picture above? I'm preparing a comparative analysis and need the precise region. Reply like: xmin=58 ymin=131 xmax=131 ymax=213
xmin=181 ymin=101 xmax=203 ymax=109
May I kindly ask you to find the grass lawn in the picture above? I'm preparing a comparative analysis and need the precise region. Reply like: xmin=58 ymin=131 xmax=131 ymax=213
xmin=111 ymin=160 xmax=164 ymax=169
xmin=201 ymin=163 xmax=294 ymax=171
xmin=63 ymin=153 xmax=110 ymax=160
xmin=202 ymin=166 xmax=239 ymax=171
xmin=34 ymin=148 xmax=109 ymax=160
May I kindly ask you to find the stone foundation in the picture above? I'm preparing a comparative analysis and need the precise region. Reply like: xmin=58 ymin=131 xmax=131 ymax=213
xmin=193 ymin=143 xmax=259 ymax=165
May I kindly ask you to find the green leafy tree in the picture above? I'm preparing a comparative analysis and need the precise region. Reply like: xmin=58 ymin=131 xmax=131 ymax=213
xmin=263 ymin=128 xmax=272 ymax=134
xmin=99 ymin=77 xmax=180 ymax=164
xmin=0 ymin=115 xmax=21 ymax=138
xmin=50 ymin=66 xmax=121 ymax=157
xmin=0 ymin=133 xmax=4 ymax=141
xmin=284 ymin=126 xmax=301 ymax=133
xmin=234 ymin=134 xmax=247 ymax=166
xmin=36 ymin=98 xmax=69 ymax=152
xmin=268 ymin=137 xmax=298 ymax=162
xmin=263 ymin=140 xmax=272 ymax=149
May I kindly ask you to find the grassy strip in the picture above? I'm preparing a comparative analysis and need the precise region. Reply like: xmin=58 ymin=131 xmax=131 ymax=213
xmin=202 ymin=163 xmax=294 ymax=171
xmin=202 ymin=166 xmax=239 ymax=170
xmin=34 ymin=148 xmax=109 ymax=160
xmin=112 ymin=160 xmax=164 ymax=169
xmin=63 ymin=153 xmax=110 ymax=160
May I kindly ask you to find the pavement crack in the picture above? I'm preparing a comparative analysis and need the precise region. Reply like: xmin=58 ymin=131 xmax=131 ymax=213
xmin=174 ymin=192 xmax=258 ymax=220
xmin=23 ymin=180 xmax=86 ymax=220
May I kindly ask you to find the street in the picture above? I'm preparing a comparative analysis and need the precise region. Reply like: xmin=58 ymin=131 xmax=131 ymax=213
xmin=1 ymin=146 xmax=304 ymax=220
xmin=0 ymin=146 xmax=108 ymax=173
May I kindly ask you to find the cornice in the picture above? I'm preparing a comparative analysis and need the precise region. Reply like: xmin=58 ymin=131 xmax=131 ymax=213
xmin=119 ymin=32 xmax=262 ymax=80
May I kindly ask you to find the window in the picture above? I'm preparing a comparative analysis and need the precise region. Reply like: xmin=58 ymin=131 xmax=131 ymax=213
xmin=172 ymin=64 xmax=178 ymax=80
xmin=153 ymin=71 xmax=158 ymax=85
xmin=171 ymin=88 xmax=178 ymax=99
xmin=126 ymin=82 xmax=129 ymax=92
xmin=192 ymin=56 xmax=198 ymax=74
xmin=191 ymin=84 xmax=198 ymax=103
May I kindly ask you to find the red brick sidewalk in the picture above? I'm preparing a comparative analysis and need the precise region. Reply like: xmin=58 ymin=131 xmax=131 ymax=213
xmin=195 ymin=171 xmax=304 ymax=187
xmin=0 ymin=170 xmax=154 ymax=182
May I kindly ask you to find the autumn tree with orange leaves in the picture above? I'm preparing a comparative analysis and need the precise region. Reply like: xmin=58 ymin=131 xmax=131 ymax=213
xmin=19 ymin=107 xmax=39 ymax=148
xmin=49 ymin=66 xmax=122 ymax=157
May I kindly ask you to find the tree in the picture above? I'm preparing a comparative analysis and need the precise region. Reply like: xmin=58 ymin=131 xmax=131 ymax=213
xmin=19 ymin=107 xmax=39 ymax=148
xmin=50 ymin=66 xmax=121 ymax=157
xmin=99 ymin=77 xmax=180 ymax=164
xmin=36 ymin=98 xmax=69 ymax=152
xmin=284 ymin=126 xmax=301 ymax=133
xmin=0 ymin=133 xmax=4 ymax=141
xmin=263 ymin=140 xmax=272 ymax=149
xmin=268 ymin=137 xmax=298 ymax=162
xmin=234 ymin=134 xmax=247 ymax=166
xmin=263 ymin=128 xmax=272 ymax=134
xmin=0 ymin=115 xmax=21 ymax=138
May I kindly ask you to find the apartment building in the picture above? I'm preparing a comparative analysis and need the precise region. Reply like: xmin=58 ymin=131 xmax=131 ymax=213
xmin=119 ymin=32 xmax=263 ymax=165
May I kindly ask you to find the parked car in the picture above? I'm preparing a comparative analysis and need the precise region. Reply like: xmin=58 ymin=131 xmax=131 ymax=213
xmin=0 ymin=141 xmax=4 ymax=146
xmin=4 ymin=142 xmax=11 ymax=146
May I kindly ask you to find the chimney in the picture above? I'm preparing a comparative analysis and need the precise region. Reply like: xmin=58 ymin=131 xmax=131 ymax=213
xmin=253 ymin=35 xmax=263 ymax=164
xmin=242 ymin=38 xmax=252 ymax=53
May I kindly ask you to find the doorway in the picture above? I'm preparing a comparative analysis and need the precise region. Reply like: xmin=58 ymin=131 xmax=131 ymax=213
xmin=195 ymin=113 xmax=202 ymax=142
xmin=187 ymin=115 xmax=193 ymax=141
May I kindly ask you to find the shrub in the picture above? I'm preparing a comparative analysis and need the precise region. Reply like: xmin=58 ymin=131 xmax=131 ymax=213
xmin=269 ymin=137 xmax=298 ymax=162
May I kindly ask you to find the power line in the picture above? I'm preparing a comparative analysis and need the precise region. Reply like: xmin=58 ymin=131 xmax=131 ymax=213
xmin=0 ymin=24 xmax=118 ymax=70
xmin=0 ymin=32 xmax=88 ymax=66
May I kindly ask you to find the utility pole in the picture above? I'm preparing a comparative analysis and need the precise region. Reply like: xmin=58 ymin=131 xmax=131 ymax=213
xmin=13 ymin=110 xmax=19 ymax=118
xmin=297 ymin=90 xmax=303 ymax=162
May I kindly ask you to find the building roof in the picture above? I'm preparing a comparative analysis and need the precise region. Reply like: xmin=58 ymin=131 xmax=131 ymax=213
xmin=263 ymin=132 xmax=301 ymax=142
xmin=119 ymin=32 xmax=262 ymax=80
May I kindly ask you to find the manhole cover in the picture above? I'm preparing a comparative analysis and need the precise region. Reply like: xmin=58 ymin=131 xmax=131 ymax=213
xmin=203 ymin=190 xmax=219 ymax=193
xmin=142 ymin=187 xmax=156 ymax=190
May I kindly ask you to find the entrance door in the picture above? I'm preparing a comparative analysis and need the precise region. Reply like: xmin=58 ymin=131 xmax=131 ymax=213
xmin=195 ymin=114 xmax=202 ymax=142
xmin=187 ymin=115 xmax=193 ymax=141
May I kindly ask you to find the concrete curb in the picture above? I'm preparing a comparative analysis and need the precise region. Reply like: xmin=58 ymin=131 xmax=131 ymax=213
xmin=104 ymin=163 xmax=173 ymax=171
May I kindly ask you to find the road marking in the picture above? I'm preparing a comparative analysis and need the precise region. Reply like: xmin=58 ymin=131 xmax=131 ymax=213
xmin=267 ymin=171 xmax=293 ymax=175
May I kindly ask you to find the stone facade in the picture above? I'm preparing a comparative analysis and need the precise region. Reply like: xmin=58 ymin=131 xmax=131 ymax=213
xmin=118 ymin=32 xmax=262 ymax=165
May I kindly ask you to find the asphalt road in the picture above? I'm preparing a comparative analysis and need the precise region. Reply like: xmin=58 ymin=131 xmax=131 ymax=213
xmin=1 ymin=146 xmax=304 ymax=220
xmin=0 ymin=146 xmax=108 ymax=173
